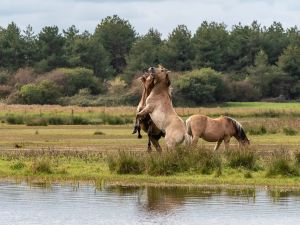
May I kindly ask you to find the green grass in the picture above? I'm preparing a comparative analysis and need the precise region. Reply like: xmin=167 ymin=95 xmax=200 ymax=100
xmin=0 ymin=151 xmax=300 ymax=187
xmin=222 ymin=102 xmax=300 ymax=110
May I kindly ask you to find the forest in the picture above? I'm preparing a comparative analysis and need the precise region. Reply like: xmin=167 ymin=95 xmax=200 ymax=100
xmin=0 ymin=15 xmax=300 ymax=106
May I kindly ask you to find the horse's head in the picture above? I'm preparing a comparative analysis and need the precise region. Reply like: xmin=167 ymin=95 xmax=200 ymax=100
xmin=139 ymin=73 xmax=155 ymax=94
xmin=240 ymin=137 xmax=250 ymax=147
xmin=148 ymin=65 xmax=171 ymax=87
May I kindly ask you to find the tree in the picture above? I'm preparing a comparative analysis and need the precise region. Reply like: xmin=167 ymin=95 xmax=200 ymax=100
xmin=277 ymin=45 xmax=300 ymax=98
xmin=160 ymin=25 xmax=194 ymax=71
xmin=35 ymin=26 xmax=66 ymax=72
xmin=63 ymin=25 xmax=80 ymax=67
xmin=226 ymin=21 xmax=262 ymax=72
xmin=261 ymin=22 xmax=289 ymax=64
xmin=94 ymin=15 xmax=136 ymax=73
xmin=247 ymin=50 xmax=281 ymax=97
xmin=22 ymin=25 xmax=38 ymax=67
xmin=124 ymin=28 xmax=162 ymax=82
xmin=0 ymin=22 xmax=26 ymax=70
xmin=192 ymin=21 xmax=228 ymax=71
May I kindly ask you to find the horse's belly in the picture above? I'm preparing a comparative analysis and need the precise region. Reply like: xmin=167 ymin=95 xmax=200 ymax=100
xmin=150 ymin=110 xmax=166 ymax=131
xmin=201 ymin=132 xmax=221 ymax=142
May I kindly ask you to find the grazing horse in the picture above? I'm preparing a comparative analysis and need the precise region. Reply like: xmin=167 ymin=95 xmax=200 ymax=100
xmin=136 ymin=66 xmax=192 ymax=149
xmin=132 ymin=73 xmax=165 ymax=152
xmin=186 ymin=115 xmax=250 ymax=150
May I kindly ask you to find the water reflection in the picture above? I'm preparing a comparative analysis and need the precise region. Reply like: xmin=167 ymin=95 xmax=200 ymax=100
xmin=1 ymin=182 xmax=300 ymax=225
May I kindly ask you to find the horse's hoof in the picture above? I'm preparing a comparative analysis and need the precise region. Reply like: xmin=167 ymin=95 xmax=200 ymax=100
xmin=138 ymin=134 xmax=142 ymax=139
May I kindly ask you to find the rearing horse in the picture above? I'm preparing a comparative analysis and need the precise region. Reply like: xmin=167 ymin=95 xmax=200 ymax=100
xmin=132 ymin=73 xmax=164 ymax=152
xmin=136 ymin=66 xmax=192 ymax=149
xmin=186 ymin=115 xmax=250 ymax=150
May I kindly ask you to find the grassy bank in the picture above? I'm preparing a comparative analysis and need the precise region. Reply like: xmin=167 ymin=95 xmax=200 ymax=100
xmin=2 ymin=102 xmax=300 ymax=121
xmin=1 ymin=148 xmax=300 ymax=188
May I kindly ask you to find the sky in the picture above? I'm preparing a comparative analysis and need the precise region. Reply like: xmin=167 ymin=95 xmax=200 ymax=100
xmin=1 ymin=0 xmax=300 ymax=38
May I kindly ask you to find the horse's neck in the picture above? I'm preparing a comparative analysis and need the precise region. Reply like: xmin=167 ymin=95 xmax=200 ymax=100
xmin=142 ymin=87 xmax=148 ymax=105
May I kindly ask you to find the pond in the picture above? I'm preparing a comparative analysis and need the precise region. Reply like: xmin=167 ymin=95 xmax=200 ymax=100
xmin=1 ymin=182 xmax=300 ymax=225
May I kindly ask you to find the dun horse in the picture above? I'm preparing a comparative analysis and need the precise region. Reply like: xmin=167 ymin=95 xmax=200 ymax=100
xmin=133 ymin=73 xmax=164 ymax=152
xmin=136 ymin=66 xmax=191 ymax=149
xmin=186 ymin=115 xmax=250 ymax=150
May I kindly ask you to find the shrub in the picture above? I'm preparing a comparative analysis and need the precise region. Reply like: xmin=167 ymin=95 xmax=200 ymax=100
xmin=0 ymin=85 xmax=12 ymax=97
xmin=6 ymin=114 xmax=24 ymax=124
xmin=282 ymin=127 xmax=297 ymax=136
xmin=175 ymin=68 xmax=226 ymax=104
xmin=55 ymin=68 xmax=101 ymax=95
xmin=20 ymin=80 xmax=61 ymax=104
xmin=226 ymin=149 xmax=257 ymax=170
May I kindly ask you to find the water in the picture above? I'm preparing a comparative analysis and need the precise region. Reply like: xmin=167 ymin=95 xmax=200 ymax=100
xmin=1 ymin=182 xmax=300 ymax=225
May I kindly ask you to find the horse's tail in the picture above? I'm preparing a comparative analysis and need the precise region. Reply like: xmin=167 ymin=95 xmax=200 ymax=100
xmin=186 ymin=117 xmax=193 ymax=137
xmin=224 ymin=116 xmax=248 ymax=142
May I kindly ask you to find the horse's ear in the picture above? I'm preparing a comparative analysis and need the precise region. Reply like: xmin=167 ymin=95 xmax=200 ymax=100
xmin=139 ymin=76 xmax=146 ymax=83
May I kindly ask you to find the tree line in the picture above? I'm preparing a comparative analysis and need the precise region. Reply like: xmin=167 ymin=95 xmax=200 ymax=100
xmin=0 ymin=15 xmax=300 ymax=105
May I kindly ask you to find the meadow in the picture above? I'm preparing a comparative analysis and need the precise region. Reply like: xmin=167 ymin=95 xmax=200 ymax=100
xmin=1 ymin=102 xmax=300 ymax=187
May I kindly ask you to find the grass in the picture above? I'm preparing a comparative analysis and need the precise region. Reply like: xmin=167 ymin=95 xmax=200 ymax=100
xmin=0 ymin=102 xmax=299 ymax=187
xmin=225 ymin=149 xmax=257 ymax=170
xmin=283 ymin=127 xmax=298 ymax=136
xmin=0 ymin=148 xmax=300 ymax=187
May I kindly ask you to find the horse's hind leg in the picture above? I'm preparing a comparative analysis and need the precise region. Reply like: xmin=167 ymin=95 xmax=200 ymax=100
xmin=149 ymin=136 xmax=162 ymax=152
xmin=147 ymin=137 xmax=152 ymax=152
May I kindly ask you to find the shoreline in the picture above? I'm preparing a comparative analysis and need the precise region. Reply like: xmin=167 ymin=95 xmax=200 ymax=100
xmin=1 ymin=173 xmax=300 ymax=190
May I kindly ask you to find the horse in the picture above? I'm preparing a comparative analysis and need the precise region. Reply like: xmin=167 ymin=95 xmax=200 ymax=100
xmin=132 ymin=73 xmax=165 ymax=152
xmin=136 ymin=66 xmax=192 ymax=149
xmin=186 ymin=115 xmax=250 ymax=150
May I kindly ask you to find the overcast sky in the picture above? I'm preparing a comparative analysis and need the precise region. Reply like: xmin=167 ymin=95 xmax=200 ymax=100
xmin=1 ymin=0 xmax=300 ymax=38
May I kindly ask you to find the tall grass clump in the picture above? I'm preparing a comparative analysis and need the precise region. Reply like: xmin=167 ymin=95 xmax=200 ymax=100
xmin=48 ymin=116 xmax=66 ymax=125
xmin=10 ymin=161 xmax=26 ymax=170
xmin=71 ymin=116 xmax=89 ymax=125
xmin=225 ymin=149 xmax=257 ymax=170
xmin=99 ymin=112 xmax=132 ymax=125
xmin=26 ymin=118 xmax=48 ymax=126
xmin=6 ymin=114 xmax=24 ymax=124
xmin=31 ymin=159 xmax=53 ymax=174
xmin=108 ymin=151 xmax=145 ymax=174
xmin=282 ymin=127 xmax=297 ymax=136
xmin=266 ymin=151 xmax=299 ymax=177
xmin=108 ymin=147 xmax=221 ymax=176
xmin=294 ymin=151 xmax=300 ymax=165
xmin=248 ymin=125 xmax=267 ymax=135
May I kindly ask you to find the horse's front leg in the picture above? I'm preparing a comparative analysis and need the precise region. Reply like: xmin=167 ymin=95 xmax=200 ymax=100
xmin=136 ymin=104 xmax=154 ymax=119
xmin=132 ymin=118 xmax=141 ymax=136
xmin=214 ymin=140 xmax=223 ymax=151
xmin=224 ymin=137 xmax=230 ymax=150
